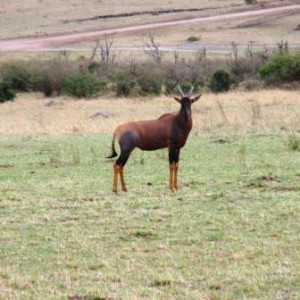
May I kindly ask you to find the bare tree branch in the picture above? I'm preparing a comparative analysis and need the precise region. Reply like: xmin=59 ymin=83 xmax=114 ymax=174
xmin=90 ymin=35 xmax=115 ymax=69
xmin=143 ymin=31 xmax=164 ymax=64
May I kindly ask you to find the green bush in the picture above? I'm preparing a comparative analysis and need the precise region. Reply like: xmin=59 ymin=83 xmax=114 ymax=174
xmin=112 ymin=69 xmax=135 ymax=97
xmin=209 ymin=70 xmax=233 ymax=93
xmin=259 ymin=53 xmax=300 ymax=85
xmin=33 ymin=73 xmax=58 ymax=97
xmin=0 ymin=82 xmax=16 ymax=103
xmin=136 ymin=66 xmax=163 ymax=96
xmin=88 ymin=61 xmax=101 ymax=74
xmin=187 ymin=36 xmax=200 ymax=42
xmin=31 ymin=58 xmax=82 ymax=97
xmin=287 ymin=133 xmax=300 ymax=152
xmin=63 ymin=73 xmax=107 ymax=98
xmin=1 ymin=61 xmax=31 ymax=92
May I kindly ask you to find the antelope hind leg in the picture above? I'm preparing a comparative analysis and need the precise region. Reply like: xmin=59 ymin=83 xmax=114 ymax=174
xmin=169 ymin=162 xmax=176 ymax=192
xmin=119 ymin=166 xmax=127 ymax=192
xmin=113 ymin=164 xmax=119 ymax=193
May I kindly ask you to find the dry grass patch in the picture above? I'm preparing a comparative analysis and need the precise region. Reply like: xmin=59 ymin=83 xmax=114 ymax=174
xmin=0 ymin=90 xmax=299 ymax=137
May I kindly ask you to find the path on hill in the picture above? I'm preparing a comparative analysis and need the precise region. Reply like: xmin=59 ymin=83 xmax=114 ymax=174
xmin=0 ymin=4 xmax=299 ymax=51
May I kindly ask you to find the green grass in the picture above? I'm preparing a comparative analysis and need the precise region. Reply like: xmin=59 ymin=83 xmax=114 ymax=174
xmin=0 ymin=133 xmax=300 ymax=300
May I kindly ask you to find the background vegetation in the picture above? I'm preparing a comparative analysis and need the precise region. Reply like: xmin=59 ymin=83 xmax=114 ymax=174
xmin=1 ymin=43 xmax=299 ymax=101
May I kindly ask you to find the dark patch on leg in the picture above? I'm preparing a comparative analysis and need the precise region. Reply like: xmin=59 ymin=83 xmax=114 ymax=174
xmin=116 ymin=131 xmax=137 ymax=166
xmin=119 ymin=131 xmax=138 ymax=154
xmin=169 ymin=147 xmax=180 ymax=164
xmin=169 ymin=148 xmax=180 ymax=192
xmin=113 ymin=131 xmax=138 ymax=192
xmin=116 ymin=151 xmax=131 ymax=166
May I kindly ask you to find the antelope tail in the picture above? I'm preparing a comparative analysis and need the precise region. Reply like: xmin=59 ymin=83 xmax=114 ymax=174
xmin=106 ymin=133 xmax=118 ymax=158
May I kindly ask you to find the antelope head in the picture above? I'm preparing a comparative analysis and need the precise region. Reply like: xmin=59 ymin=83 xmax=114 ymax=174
xmin=174 ymin=84 xmax=201 ymax=121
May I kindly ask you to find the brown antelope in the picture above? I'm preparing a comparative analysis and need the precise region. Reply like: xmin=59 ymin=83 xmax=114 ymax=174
xmin=107 ymin=85 xmax=201 ymax=193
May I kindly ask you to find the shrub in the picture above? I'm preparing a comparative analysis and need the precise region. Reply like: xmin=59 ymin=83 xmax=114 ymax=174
xmin=63 ymin=73 xmax=107 ymax=98
xmin=88 ymin=61 xmax=101 ymax=74
xmin=135 ymin=65 xmax=163 ymax=95
xmin=209 ymin=70 xmax=233 ymax=93
xmin=187 ymin=36 xmax=200 ymax=42
xmin=287 ymin=133 xmax=300 ymax=152
xmin=230 ymin=56 xmax=265 ymax=82
xmin=112 ymin=68 xmax=135 ymax=97
xmin=31 ymin=58 xmax=82 ymax=97
xmin=237 ymin=79 xmax=263 ymax=91
xmin=164 ymin=61 xmax=205 ymax=94
xmin=259 ymin=53 xmax=300 ymax=85
xmin=1 ymin=61 xmax=31 ymax=92
xmin=165 ymin=79 xmax=177 ymax=95
xmin=33 ymin=73 xmax=58 ymax=97
xmin=0 ymin=82 xmax=16 ymax=103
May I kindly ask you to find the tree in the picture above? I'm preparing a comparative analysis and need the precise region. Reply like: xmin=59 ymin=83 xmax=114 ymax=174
xmin=90 ymin=35 xmax=116 ymax=73
xmin=144 ymin=31 xmax=164 ymax=64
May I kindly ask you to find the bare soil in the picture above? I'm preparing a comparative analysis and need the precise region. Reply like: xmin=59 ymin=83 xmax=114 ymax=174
xmin=0 ymin=4 xmax=299 ymax=51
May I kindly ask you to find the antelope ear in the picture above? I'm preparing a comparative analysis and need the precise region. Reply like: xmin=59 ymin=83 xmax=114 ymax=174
xmin=174 ymin=97 xmax=182 ymax=103
xmin=191 ymin=94 xmax=201 ymax=103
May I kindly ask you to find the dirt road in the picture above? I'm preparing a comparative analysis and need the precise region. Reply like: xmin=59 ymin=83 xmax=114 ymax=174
xmin=0 ymin=4 xmax=299 ymax=51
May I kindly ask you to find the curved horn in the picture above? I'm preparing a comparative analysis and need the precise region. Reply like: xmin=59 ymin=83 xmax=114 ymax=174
xmin=189 ymin=84 xmax=194 ymax=96
xmin=176 ymin=85 xmax=185 ymax=97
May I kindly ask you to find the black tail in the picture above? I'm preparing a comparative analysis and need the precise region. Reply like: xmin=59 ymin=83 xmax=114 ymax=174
xmin=106 ymin=134 xmax=118 ymax=159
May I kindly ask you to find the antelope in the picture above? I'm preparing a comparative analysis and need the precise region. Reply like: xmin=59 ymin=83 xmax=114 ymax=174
xmin=107 ymin=85 xmax=201 ymax=193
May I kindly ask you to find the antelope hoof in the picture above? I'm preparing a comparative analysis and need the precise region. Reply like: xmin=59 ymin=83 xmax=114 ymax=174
xmin=122 ymin=187 xmax=127 ymax=192
xmin=113 ymin=189 xmax=118 ymax=194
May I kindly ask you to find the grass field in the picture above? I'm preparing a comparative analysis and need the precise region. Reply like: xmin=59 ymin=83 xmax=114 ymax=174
xmin=1 ymin=133 xmax=300 ymax=300
xmin=0 ymin=91 xmax=300 ymax=299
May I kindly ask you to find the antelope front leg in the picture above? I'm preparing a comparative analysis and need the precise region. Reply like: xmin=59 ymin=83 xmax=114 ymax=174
xmin=169 ymin=162 xmax=176 ymax=192
xmin=173 ymin=162 xmax=179 ymax=191
xmin=169 ymin=148 xmax=180 ymax=192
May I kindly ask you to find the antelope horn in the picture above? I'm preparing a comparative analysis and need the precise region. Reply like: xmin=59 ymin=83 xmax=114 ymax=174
xmin=176 ymin=84 xmax=185 ymax=97
xmin=189 ymin=84 xmax=194 ymax=96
